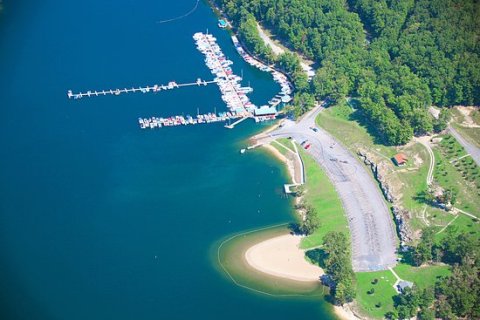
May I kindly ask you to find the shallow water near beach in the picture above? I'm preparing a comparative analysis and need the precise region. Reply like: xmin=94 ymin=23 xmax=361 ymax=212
xmin=0 ymin=1 xmax=336 ymax=319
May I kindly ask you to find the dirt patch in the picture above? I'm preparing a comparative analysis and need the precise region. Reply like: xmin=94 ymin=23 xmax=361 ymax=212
xmin=413 ymin=153 xmax=424 ymax=167
xmin=454 ymin=106 xmax=480 ymax=128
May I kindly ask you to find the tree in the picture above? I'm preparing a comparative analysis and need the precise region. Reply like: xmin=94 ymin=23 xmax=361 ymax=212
xmin=413 ymin=227 xmax=435 ymax=266
xmin=433 ymin=109 xmax=450 ymax=133
xmin=322 ymin=231 xmax=356 ymax=304
xmin=434 ymin=264 xmax=480 ymax=319
xmin=417 ymin=308 xmax=435 ymax=320
xmin=300 ymin=205 xmax=320 ymax=235
xmin=334 ymin=278 xmax=356 ymax=305
xmin=277 ymin=52 xmax=301 ymax=74
xmin=394 ymin=286 xmax=422 ymax=319
xmin=292 ymin=92 xmax=315 ymax=118
xmin=441 ymin=230 xmax=479 ymax=266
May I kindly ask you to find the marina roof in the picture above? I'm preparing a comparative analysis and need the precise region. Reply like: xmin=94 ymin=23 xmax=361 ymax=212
xmin=254 ymin=105 xmax=277 ymax=116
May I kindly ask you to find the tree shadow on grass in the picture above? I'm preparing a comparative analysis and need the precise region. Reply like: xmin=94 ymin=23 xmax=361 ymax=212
xmin=412 ymin=191 xmax=432 ymax=205
xmin=348 ymin=109 xmax=390 ymax=146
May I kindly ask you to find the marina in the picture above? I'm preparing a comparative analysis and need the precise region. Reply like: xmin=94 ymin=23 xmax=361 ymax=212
xmin=68 ymin=31 xmax=288 ymax=130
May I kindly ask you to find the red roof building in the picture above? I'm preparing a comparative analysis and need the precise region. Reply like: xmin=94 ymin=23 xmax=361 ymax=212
xmin=393 ymin=153 xmax=408 ymax=166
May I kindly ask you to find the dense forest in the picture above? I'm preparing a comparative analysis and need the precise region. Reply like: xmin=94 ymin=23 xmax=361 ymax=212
xmin=216 ymin=0 xmax=480 ymax=145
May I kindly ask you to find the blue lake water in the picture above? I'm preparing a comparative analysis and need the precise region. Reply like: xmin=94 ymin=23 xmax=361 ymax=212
xmin=0 ymin=1 xmax=336 ymax=319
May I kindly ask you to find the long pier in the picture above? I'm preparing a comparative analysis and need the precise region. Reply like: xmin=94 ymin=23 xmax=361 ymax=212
xmin=67 ymin=79 xmax=217 ymax=99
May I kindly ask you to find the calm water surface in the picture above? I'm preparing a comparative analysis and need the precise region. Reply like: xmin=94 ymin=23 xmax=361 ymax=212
xmin=0 ymin=1 xmax=336 ymax=319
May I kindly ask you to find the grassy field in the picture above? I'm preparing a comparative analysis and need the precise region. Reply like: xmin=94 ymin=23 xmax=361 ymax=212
xmin=271 ymin=138 xmax=295 ymax=157
xmin=433 ymin=135 xmax=480 ymax=215
xmin=436 ymin=213 xmax=480 ymax=240
xmin=393 ymin=264 xmax=451 ymax=289
xmin=355 ymin=263 xmax=451 ymax=319
xmin=316 ymin=100 xmax=395 ymax=157
xmin=355 ymin=270 xmax=397 ymax=318
xmin=297 ymin=147 xmax=349 ymax=249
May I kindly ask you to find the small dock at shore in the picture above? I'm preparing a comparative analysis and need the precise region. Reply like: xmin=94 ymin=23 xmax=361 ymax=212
xmin=225 ymin=116 xmax=250 ymax=129
xmin=67 ymin=79 xmax=216 ymax=99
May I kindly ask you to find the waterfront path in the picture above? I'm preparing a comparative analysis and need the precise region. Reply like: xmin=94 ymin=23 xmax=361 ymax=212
xmin=449 ymin=125 xmax=480 ymax=167
xmin=256 ymin=106 xmax=398 ymax=272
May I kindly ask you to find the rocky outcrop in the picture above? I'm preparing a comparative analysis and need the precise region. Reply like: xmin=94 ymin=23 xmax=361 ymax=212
xmin=357 ymin=149 xmax=396 ymax=203
xmin=391 ymin=206 xmax=414 ymax=244
xmin=357 ymin=149 xmax=415 ymax=244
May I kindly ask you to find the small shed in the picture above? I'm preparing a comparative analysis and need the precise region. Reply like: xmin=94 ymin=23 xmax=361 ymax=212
xmin=397 ymin=280 xmax=414 ymax=293
xmin=392 ymin=153 xmax=408 ymax=166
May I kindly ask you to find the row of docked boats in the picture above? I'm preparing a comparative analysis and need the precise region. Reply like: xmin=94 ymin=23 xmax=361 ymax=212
xmin=193 ymin=32 xmax=255 ymax=116
xmin=138 ymin=111 xmax=242 ymax=129
xmin=231 ymin=36 xmax=292 ymax=104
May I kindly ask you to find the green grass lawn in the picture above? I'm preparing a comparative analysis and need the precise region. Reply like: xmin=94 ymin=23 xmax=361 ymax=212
xmin=393 ymin=264 xmax=451 ymax=289
xmin=316 ymin=101 xmax=395 ymax=157
xmin=271 ymin=138 xmax=295 ymax=157
xmin=443 ymin=213 xmax=480 ymax=237
xmin=355 ymin=270 xmax=397 ymax=319
xmin=297 ymin=147 xmax=349 ymax=249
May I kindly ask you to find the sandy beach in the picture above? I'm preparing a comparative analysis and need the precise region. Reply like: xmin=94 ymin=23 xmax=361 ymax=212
xmin=245 ymin=234 xmax=323 ymax=282
xmin=334 ymin=305 xmax=363 ymax=320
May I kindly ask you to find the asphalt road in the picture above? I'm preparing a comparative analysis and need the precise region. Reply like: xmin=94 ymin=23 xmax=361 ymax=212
xmin=449 ymin=125 xmax=480 ymax=167
xmin=262 ymin=106 xmax=398 ymax=272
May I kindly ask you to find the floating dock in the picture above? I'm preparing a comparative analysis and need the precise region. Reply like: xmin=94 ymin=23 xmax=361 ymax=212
xmin=67 ymin=79 xmax=216 ymax=99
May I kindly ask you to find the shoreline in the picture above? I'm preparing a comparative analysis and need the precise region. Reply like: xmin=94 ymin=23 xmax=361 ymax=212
xmin=262 ymin=143 xmax=297 ymax=184
xmin=208 ymin=3 xmax=363 ymax=319
xmin=214 ymin=225 xmax=325 ymax=296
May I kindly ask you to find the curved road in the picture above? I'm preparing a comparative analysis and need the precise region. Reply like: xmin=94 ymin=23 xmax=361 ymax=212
xmin=416 ymin=137 xmax=435 ymax=186
xmin=260 ymin=106 xmax=398 ymax=272
xmin=449 ymin=125 xmax=480 ymax=167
